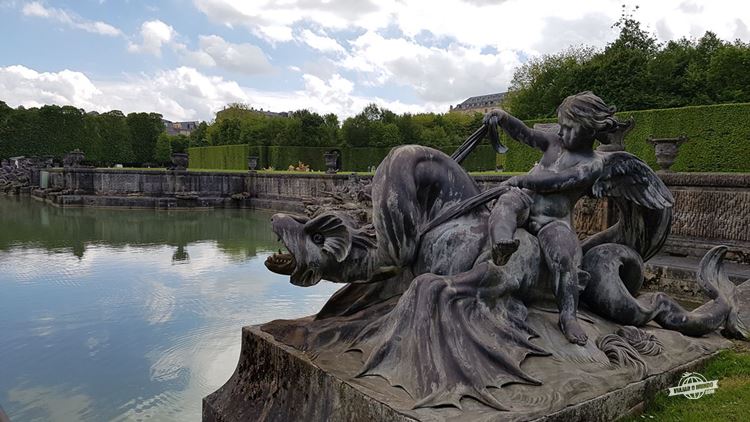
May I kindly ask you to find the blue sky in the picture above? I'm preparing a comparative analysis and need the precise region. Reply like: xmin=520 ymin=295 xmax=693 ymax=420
xmin=1 ymin=0 xmax=749 ymax=121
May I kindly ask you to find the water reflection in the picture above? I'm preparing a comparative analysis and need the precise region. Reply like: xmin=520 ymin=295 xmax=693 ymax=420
xmin=0 ymin=197 xmax=340 ymax=421
xmin=0 ymin=196 xmax=278 ymax=260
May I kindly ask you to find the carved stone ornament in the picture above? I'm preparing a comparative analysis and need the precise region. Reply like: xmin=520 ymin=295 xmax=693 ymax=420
xmin=649 ymin=135 xmax=687 ymax=172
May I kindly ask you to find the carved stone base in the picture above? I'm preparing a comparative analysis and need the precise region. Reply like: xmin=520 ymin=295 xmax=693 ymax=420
xmin=203 ymin=310 xmax=735 ymax=422
xmin=202 ymin=326 xmax=417 ymax=422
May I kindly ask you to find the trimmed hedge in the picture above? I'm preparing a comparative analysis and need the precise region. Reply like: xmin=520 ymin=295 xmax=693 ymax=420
xmin=501 ymin=102 xmax=750 ymax=172
xmin=189 ymin=144 xmax=498 ymax=172
xmin=189 ymin=144 xmax=250 ymax=170
xmin=189 ymin=102 xmax=750 ymax=173
xmin=624 ymin=103 xmax=750 ymax=172
xmin=342 ymin=147 xmax=391 ymax=171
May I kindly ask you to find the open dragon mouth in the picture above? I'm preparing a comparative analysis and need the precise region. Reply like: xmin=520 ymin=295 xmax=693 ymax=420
xmin=266 ymin=213 xmax=322 ymax=286
xmin=265 ymin=250 xmax=296 ymax=275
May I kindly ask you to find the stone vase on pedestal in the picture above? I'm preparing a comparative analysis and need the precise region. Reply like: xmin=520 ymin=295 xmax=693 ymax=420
xmin=597 ymin=117 xmax=635 ymax=152
xmin=248 ymin=155 xmax=259 ymax=173
xmin=170 ymin=152 xmax=189 ymax=171
xmin=64 ymin=149 xmax=85 ymax=168
xmin=649 ymin=135 xmax=687 ymax=172
xmin=324 ymin=152 xmax=339 ymax=174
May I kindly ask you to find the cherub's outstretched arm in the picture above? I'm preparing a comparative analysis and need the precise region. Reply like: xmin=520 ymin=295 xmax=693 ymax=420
xmin=485 ymin=109 xmax=555 ymax=152
xmin=510 ymin=163 xmax=603 ymax=193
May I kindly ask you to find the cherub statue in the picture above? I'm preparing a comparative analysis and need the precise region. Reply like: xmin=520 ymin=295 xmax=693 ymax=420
xmin=483 ymin=91 xmax=661 ymax=345
xmin=260 ymin=91 xmax=745 ymax=413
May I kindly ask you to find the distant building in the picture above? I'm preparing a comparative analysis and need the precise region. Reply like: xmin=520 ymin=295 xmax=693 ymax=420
xmin=450 ymin=92 xmax=506 ymax=114
xmin=163 ymin=120 xmax=199 ymax=136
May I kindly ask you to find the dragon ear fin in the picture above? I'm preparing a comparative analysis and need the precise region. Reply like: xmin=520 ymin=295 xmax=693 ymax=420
xmin=324 ymin=236 xmax=351 ymax=262
xmin=352 ymin=224 xmax=377 ymax=249
xmin=306 ymin=214 xmax=352 ymax=262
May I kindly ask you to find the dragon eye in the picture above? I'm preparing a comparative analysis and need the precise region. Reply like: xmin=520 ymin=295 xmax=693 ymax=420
xmin=311 ymin=233 xmax=325 ymax=245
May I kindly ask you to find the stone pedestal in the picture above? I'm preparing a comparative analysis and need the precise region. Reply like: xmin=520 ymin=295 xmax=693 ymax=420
xmin=203 ymin=326 xmax=416 ymax=422
xmin=204 ymin=309 xmax=737 ymax=422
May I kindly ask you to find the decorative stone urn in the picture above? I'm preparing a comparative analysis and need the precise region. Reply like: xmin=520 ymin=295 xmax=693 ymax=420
xmin=170 ymin=152 xmax=189 ymax=171
xmin=597 ymin=117 xmax=635 ymax=152
xmin=248 ymin=155 xmax=259 ymax=173
xmin=324 ymin=151 xmax=339 ymax=174
xmin=648 ymin=135 xmax=687 ymax=172
xmin=64 ymin=149 xmax=85 ymax=168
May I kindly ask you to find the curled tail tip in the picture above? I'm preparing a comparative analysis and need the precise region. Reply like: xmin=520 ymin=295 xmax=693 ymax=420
xmin=724 ymin=276 xmax=750 ymax=340
xmin=699 ymin=245 xmax=750 ymax=340
xmin=723 ymin=314 xmax=749 ymax=340
xmin=697 ymin=245 xmax=731 ymax=300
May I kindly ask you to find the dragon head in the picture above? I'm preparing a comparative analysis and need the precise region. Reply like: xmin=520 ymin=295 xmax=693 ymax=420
xmin=265 ymin=211 xmax=378 ymax=286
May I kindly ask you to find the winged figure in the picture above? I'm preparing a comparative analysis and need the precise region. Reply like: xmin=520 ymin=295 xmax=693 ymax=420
xmin=424 ymin=92 xmax=673 ymax=345
xmin=261 ymin=92 xmax=746 ymax=412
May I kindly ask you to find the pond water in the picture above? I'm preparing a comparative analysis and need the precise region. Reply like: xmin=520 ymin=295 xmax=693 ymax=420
xmin=0 ymin=196 xmax=340 ymax=421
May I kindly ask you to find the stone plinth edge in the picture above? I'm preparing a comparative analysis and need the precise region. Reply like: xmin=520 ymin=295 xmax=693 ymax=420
xmin=202 ymin=325 xmax=417 ymax=422
xmin=204 ymin=325 xmax=729 ymax=422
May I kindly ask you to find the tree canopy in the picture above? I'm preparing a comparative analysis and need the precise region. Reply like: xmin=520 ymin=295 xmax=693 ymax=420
xmin=503 ymin=9 xmax=750 ymax=119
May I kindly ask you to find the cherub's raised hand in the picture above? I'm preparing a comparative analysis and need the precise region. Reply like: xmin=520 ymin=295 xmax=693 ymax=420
xmin=503 ymin=176 xmax=522 ymax=188
xmin=483 ymin=108 xmax=508 ymax=126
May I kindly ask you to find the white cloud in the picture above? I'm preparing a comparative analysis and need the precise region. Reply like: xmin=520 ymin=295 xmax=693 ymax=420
xmin=0 ymin=64 xmax=438 ymax=121
xmin=99 ymin=67 xmax=250 ymax=120
xmin=340 ymin=31 xmax=520 ymax=103
xmin=128 ymin=20 xmax=176 ymax=56
xmin=0 ymin=65 xmax=246 ymax=120
xmin=129 ymin=20 xmax=274 ymax=75
xmin=190 ymin=0 xmax=750 ymax=109
xmin=6 ymin=1 xmax=750 ymax=122
xmin=0 ymin=65 xmax=102 ymax=111
xmin=299 ymin=29 xmax=346 ymax=54
xmin=193 ymin=0 xmax=388 ymax=42
xmin=250 ymin=72 xmax=444 ymax=117
xmin=188 ymin=35 xmax=273 ymax=74
xmin=21 ymin=1 xmax=122 ymax=36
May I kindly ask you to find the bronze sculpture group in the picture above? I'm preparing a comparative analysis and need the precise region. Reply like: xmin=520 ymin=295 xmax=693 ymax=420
xmin=262 ymin=92 xmax=747 ymax=412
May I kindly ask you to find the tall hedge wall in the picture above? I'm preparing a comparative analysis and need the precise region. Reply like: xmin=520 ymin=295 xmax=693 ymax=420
xmin=501 ymin=102 xmax=750 ymax=172
xmin=188 ymin=144 xmax=497 ymax=172
xmin=624 ymin=103 xmax=750 ymax=172
xmin=189 ymin=144 xmax=250 ymax=170
xmin=188 ymin=102 xmax=750 ymax=173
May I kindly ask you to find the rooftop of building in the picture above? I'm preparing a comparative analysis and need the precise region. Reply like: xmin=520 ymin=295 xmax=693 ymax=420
xmin=453 ymin=92 xmax=506 ymax=109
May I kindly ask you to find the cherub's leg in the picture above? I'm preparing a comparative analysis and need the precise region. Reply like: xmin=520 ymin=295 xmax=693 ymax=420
xmin=537 ymin=221 xmax=588 ymax=345
xmin=489 ymin=188 xmax=531 ymax=265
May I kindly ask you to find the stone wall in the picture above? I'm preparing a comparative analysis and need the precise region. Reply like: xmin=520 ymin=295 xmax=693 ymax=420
xmin=47 ymin=168 xmax=247 ymax=197
xmin=244 ymin=172 xmax=366 ymax=201
xmin=659 ymin=173 xmax=750 ymax=263
xmin=41 ymin=168 xmax=749 ymax=261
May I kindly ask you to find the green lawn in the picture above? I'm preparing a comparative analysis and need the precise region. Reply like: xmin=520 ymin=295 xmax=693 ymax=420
xmin=626 ymin=344 xmax=750 ymax=421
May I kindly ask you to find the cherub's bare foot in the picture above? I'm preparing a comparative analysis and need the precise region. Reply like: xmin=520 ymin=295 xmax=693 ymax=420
xmin=559 ymin=314 xmax=588 ymax=345
xmin=491 ymin=239 xmax=520 ymax=266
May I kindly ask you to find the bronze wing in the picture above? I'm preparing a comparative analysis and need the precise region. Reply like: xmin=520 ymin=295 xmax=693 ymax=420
xmin=582 ymin=151 xmax=674 ymax=261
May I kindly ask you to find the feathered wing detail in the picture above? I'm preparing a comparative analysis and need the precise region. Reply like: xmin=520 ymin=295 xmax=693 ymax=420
xmin=591 ymin=152 xmax=673 ymax=209
xmin=583 ymin=152 xmax=673 ymax=261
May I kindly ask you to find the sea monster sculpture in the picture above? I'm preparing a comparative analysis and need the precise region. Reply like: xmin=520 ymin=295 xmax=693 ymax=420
xmin=263 ymin=92 xmax=747 ymax=411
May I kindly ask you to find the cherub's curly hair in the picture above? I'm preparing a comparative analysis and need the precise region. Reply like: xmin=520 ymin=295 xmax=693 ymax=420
xmin=557 ymin=91 xmax=618 ymax=133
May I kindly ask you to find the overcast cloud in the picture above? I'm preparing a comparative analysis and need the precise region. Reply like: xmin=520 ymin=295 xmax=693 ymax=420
xmin=2 ymin=0 xmax=749 ymax=120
